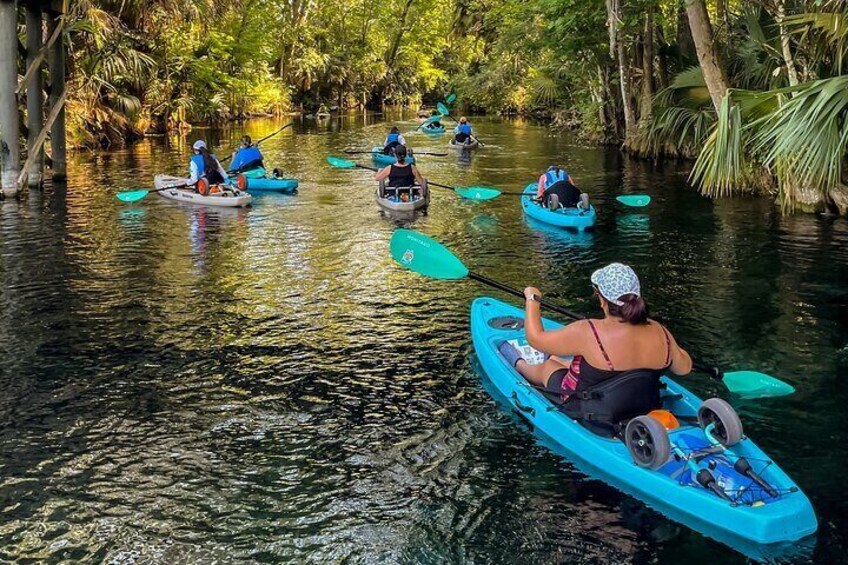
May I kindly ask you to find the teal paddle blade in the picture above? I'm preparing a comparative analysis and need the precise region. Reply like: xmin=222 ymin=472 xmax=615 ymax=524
xmin=455 ymin=186 xmax=502 ymax=201
xmin=722 ymin=371 xmax=795 ymax=399
xmin=617 ymin=194 xmax=652 ymax=207
xmin=445 ymin=93 xmax=456 ymax=104
xmin=117 ymin=190 xmax=150 ymax=203
xmin=390 ymin=229 xmax=469 ymax=280
xmin=327 ymin=156 xmax=357 ymax=168
xmin=437 ymin=102 xmax=450 ymax=116
xmin=422 ymin=114 xmax=442 ymax=127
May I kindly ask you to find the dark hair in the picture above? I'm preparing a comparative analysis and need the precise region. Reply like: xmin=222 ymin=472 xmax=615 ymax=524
xmin=242 ymin=135 xmax=252 ymax=145
xmin=607 ymin=293 xmax=649 ymax=324
xmin=390 ymin=126 xmax=399 ymax=133
xmin=394 ymin=144 xmax=408 ymax=164
xmin=199 ymin=146 xmax=218 ymax=176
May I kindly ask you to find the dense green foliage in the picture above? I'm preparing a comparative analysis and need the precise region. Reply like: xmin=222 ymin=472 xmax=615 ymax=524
xmin=37 ymin=0 xmax=848 ymax=211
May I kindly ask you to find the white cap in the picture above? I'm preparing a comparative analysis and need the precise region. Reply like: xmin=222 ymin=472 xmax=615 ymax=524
xmin=192 ymin=140 xmax=207 ymax=151
xmin=591 ymin=263 xmax=641 ymax=306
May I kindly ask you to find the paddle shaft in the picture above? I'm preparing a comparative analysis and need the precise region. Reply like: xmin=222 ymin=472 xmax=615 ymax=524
xmin=344 ymin=150 xmax=448 ymax=156
xmin=353 ymin=163 xmax=463 ymax=195
xmin=221 ymin=123 xmax=294 ymax=164
xmin=467 ymin=271 xmax=723 ymax=379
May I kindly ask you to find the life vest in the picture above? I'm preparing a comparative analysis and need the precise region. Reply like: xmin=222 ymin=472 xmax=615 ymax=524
xmin=233 ymin=145 xmax=263 ymax=171
xmin=386 ymin=132 xmax=400 ymax=145
xmin=544 ymin=167 xmax=569 ymax=187
xmin=191 ymin=154 xmax=207 ymax=178
xmin=191 ymin=153 xmax=225 ymax=185
xmin=458 ymin=123 xmax=472 ymax=135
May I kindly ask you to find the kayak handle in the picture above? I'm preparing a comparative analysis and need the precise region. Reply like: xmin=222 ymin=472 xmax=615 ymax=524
xmin=511 ymin=392 xmax=536 ymax=417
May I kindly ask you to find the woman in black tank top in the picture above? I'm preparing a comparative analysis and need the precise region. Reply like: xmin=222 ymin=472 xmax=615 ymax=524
xmin=374 ymin=145 xmax=425 ymax=189
xmin=497 ymin=263 xmax=693 ymax=400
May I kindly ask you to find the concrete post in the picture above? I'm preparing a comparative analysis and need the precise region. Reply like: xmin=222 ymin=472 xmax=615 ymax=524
xmin=0 ymin=0 xmax=20 ymax=197
xmin=26 ymin=4 xmax=44 ymax=187
xmin=47 ymin=9 xmax=65 ymax=180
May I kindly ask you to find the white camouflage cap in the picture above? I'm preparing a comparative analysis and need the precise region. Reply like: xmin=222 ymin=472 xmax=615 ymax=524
xmin=591 ymin=263 xmax=640 ymax=306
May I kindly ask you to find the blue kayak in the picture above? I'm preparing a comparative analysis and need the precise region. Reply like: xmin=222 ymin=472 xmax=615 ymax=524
xmin=471 ymin=296 xmax=817 ymax=548
xmin=371 ymin=147 xmax=415 ymax=166
xmin=230 ymin=168 xmax=298 ymax=193
xmin=521 ymin=183 xmax=596 ymax=231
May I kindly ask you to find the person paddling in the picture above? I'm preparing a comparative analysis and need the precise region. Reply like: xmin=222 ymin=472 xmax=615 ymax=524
xmin=498 ymin=263 xmax=692 ymax=406
xmin=374 ymin=145 xmax=426 ymax=201
xmin=229 ymin=135 xmax=264 ymax=174
xmin=429 ymin=109 xmax=443 ymax=129
xmin=188 ymin=140 xmax=228 ymax=190
xmin=536 ymin=165 xmax=590 ymax=211
xmin=454 ymin=117 xmax=473 ymax=144
xmin=383 ymin=126 xmax=407 ymax=155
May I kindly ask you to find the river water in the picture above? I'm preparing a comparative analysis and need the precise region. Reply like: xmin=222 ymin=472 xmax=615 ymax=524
xmin=0 ymin=113 xmax=846 ymax=563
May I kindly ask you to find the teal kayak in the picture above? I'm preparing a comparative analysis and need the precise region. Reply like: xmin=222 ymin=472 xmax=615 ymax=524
xmin=521 ymin=183 xmax=596 ymax=231
xmin=471 ymin=296 xmax=817 ymax=549
xmin=230 ymin=168 xmax=298 ymax=193
xmin=422 ymin=124 xmax=445 ymax=134
xmin=371 ymin=147 xmax=415 ymax=166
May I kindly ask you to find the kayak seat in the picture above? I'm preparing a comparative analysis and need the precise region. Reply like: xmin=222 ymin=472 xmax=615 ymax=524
xmin=559 ymin=369 xmax=664 ymax=438
xmin=379 ymin=180 xmax=428 ymax=200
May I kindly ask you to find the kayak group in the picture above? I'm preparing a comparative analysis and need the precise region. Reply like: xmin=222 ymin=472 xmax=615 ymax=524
xmin=121 ymin=104 xmax=819 ymax=556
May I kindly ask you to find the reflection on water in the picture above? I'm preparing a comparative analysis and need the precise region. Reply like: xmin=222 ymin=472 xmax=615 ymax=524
xmin=0 ymin=112 xmax=846 ymax=563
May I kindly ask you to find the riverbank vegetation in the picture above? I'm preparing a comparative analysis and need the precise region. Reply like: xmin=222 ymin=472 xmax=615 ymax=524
xmin=42 ymin=0 xmax=848 ymax=212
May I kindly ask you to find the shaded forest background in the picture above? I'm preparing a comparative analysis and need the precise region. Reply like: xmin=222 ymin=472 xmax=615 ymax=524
xmin=19 ymin=0 xmax=848 ymax=211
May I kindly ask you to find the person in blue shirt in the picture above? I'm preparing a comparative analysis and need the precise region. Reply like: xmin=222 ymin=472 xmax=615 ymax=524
xmin=188 ymin=140 xmax=228 ymax=187
xmin=383 ymin=126 xmax=407 ymax=155
xmin=230 ymin=136 xmax=264 ymax=173
xmin=454 ymin=117 xmax=473 ymax=144
xmin=536 ymin=165 xmax=589 ymax=211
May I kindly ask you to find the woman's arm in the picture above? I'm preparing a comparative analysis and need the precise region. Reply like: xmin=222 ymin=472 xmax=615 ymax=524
xmin=215 ymin=159 xmax=229 ymax=181
xmin=523 ymin=287 xmax=586 ymax=356
xmin=665 ymin=329 xmax=693 ymax=375
xmin=188 ymin=160 xmax=199 ymax=185
xmin=411 ymin=166 xmax=425 ymax=186
xmin=374 ymin=165 xmax=391 ymax=181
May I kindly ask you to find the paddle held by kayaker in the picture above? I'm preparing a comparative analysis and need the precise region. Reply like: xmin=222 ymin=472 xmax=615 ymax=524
xmin=230 ymin=135 xmax=264 ymax=174
xmin=188 ymin=140 xmax=228 ymax=189
xmin=536 ymin=165 xmax=590 ymax=211
xmin=498 ymin=263 xmax=692 ymax=404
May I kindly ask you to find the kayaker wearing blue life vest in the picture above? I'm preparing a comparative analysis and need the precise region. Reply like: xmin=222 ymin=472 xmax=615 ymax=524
xmin=498 ymin=263 xmax=692 ymax=406
xmin=374 ymin=145 xmax=425 ymax=189
xmin=188 ymin=140 xmax=228 ymax=187
xmin=454 ymin=117 xmax=473 ymax=143
xmin=383 ymin=127 xmax=407 ymax=155
xmin=536 ymin=165 xmax=590 ymax=211
xmin=229 ymin=136 xmax=264 ymax=173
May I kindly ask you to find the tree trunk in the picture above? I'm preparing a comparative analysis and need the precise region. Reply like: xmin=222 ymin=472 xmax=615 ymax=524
xmin=775 ymin=0 xmax=799 ymax=87
xmin=676 ymin=5 xmax=696 ymax=62
xmin=685 ymin=0 xmax=730 ymax=112
xmin=656 ymin=22 xmax=668 ymax=89
xmin=639 ymin=8 xmax=654 ymax=123
xmin=385 ymin=0 xmax=415 ymax=68
xmin=618 ymin=39 xmax=636 ymax=145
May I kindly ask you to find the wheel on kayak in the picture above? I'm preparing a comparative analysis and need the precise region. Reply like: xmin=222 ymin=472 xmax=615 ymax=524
xmin=237 ymin=174 xmax=248 ymax=190
xmin=697 ymin=398 xmax=743 ymax=446
xmin=625 ymin=415 xmax=671 ymax=470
